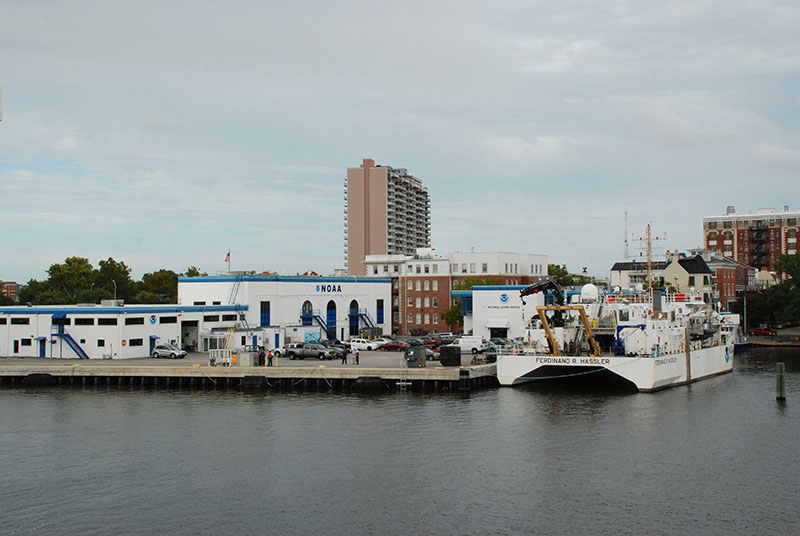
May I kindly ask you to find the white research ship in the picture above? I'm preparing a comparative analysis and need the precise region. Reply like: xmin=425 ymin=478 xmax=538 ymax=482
xmin=495 ymin=282 xmax=737 ymax=392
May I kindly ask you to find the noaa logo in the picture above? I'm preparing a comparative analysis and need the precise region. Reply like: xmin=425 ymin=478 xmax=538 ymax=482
xmin=149 ymin=315 xmax=157 ymax=324
xmin=316 ymin=284 xmax=342 ymax=293
xmin=500 ymin=293 xmax=509 ymax=303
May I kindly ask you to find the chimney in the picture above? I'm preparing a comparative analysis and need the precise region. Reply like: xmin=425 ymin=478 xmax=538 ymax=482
xmin=726 ymin=205 xmax=736 ymax=215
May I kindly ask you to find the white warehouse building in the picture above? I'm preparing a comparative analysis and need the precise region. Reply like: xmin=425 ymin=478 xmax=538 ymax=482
xmin=177 ymin=275 xmax=392 ymax=347
xmin=0 ymin=304 xmax=247 ymax=359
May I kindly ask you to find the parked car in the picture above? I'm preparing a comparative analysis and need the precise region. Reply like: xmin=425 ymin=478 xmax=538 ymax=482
xmin=409 ymin=328 xmax=429 ymax=336
xmin=349 ymin=338 xmax=382 ymax=351
xmin=320 ymin=340 xmax=347 ymax=360
xmin=748 ymin=327 xmax=776 ymax=336
xmin=371 ymin=337 xmax=393 ymax=347
xmin=151 ymin=343 xmax=186 ymax=359
xmin=380 ymin=341 xmax=409 ymax=351
xmin=286 ymin=342 xmax=337 ymax=360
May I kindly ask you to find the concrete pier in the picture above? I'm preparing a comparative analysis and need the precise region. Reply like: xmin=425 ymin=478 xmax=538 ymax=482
xmin=0 ymin=351 xmax=498 ymax=393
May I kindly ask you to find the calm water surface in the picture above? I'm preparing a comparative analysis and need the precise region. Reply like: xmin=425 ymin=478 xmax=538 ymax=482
xmin=1 ymin=347 xmax=798 ymax=535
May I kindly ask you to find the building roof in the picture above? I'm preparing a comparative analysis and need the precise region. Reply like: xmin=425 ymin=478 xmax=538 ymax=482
xmin=675 ymin=255 xmax=713 ymax=274
xmin=610 ymin=261 xmax=669 ymax=271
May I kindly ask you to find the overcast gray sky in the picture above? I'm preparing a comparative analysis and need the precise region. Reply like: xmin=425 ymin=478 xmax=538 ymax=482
xmin=2 ymin=0 xmax=798 ymax=283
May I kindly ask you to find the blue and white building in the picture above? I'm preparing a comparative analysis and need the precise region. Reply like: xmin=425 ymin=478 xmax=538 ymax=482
xmin=178 ymin=274 xmax=392 ymax=347
xmin=454 ymin=285 xmax=547 ymax=340
xmin=0 ymin=304 xmax=246 ymax=359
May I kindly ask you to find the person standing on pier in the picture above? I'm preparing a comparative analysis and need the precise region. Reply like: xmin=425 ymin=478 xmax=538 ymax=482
xmin=267 ymin=349 xmax=274 ymax=367
xmin=353 ymin=347 xmax=360 ymax=365
xmin=341 ymin=347 xmax=348 ymax=365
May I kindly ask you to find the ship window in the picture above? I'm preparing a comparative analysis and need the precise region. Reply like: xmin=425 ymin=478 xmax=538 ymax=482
xmin=618 ymin=309 xmax=630 ymax=321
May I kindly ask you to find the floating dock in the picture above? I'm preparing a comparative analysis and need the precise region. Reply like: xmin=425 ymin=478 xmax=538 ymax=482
xmin=0 ymin=363 xmax=498 ymax=393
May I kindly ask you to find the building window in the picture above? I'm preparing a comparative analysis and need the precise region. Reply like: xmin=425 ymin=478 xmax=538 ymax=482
xmin=432 ymin=265 xmax=438 ymax=274
xmin=723 ymin=221 xmax=732 ymax=228
xmin=11 ymin=318 xmax=30 ymax=325
xmin=377 ymin=299 xmax=384 ymax=324
xmin=75 ymin=318 xmax=94 ymax=326
xmin=393 ymin=312 xmax=400 ymax=322
xmin=193 ymin=301 xmax=206 ymax=305
xmin=451 ymin=264 xmax=458 ymax=273
xmin=160 ymin=316 xmax=177 ymax=324
xmin=407 ymin=280 xmax=413 ymax=290
xmin=424 ymin=314 xmax=430 ymax=324
xmin=222 ymin=314 xmax=237 ymax=321
xmin=483 ymin=263 xmax=488 ymax=273
xmin=125 ymin=317 xmax=144 ymax=325
xmin=424 ymin=297 xmax=430 ymax=307
xmin=461 ymin=264 xmax=467 ymax=273
xmin=470 ymin=263 xmax=476 ymax=273
xmin=393 ymin=296 xmax=399 ymax=306
xmin=433 ymin=297 xmax=438 ymax=307
xmin=21 ymin=339 xmax=32 ymax=346
xmin=203 ymin=315 xmax=219 ymax=322
xmin=688 ymin=276 xmax=695 ymax=286
xmin=97 ymin=339 xmax=105 ymax=347
xmin=433 ymin=314 xmax=438 ymax=324
xmin=98 ymin=318 xmax=117 ymax=326
xmin=393 ymin=279 xmax=399 ymax=289
xmin=383 ymin=265 xmax=388 ymax=273
xmin=408 ymin=297 xmax=413 ymax=307
xmin=416 ymin=280 xmax=421 ymax=291
xmin=51 ymin=317 xmax=71 ymax=326
xmin=394 ymin=265 xmax=399 ymax=272
xmin=433 ymin=281 xmax=438 ymax=291
xmin=408 ymin=313 xmax=413 ymax=323
xmin=416 ymin=265 xmax=421 ymax=274
xmin=129 ymin=338 xmax=144 ymax=347
xmin=424 ymin=280 xmax=430 ymax=290
xmin=212 ymin=301 xmax=221 ymax=305
xmin=0 ymin=318 xmax=6 ymax=325
xmin=703 ymin=276 xmax=709 ymax=285
xmin=373 ymin=266 xmax=378 ymax=275
xmin=416 ymin=297 xmax=421 ymax=307
xmin=424 ymin=264 xmax=430 ymax=274
xmin=416 ymin=313 xmax=421 ymax=324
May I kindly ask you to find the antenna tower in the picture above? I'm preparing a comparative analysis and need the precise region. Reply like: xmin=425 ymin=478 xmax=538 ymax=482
xmin=632 ymin=224 xmax=667 ymax=303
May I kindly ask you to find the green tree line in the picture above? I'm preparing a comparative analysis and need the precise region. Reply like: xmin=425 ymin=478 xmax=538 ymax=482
xmin=731 ymin=254 xmax=800 ymax=328
xmin=15 ymin=257 xmax=207 ymax=305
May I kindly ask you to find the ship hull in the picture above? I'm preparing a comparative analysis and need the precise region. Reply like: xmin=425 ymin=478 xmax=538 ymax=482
xmin=496 ymin=344 xmax=734 ymax=392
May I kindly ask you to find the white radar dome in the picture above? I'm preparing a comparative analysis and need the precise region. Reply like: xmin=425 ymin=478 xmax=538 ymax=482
xmin=580 ymin=283 xmax=599 ymax=303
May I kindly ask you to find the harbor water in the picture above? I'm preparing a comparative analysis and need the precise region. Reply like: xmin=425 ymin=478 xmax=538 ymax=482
xmin=1 ymin=347 xmax=798 ymax=535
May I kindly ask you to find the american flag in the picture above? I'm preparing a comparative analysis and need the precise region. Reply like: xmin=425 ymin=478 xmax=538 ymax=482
xmin=225 ymin=250 xmax=230 ymax=263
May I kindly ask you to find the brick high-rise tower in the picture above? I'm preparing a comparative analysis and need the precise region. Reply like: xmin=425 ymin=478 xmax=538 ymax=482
xmin=345 ymin=159 xmax=430 ymax=276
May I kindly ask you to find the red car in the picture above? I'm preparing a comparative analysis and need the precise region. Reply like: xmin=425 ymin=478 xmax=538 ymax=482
xmin=380 ymin=341 xmax=409 ymax=351
xmin=748 ymin=327 xmax=776 ymax=336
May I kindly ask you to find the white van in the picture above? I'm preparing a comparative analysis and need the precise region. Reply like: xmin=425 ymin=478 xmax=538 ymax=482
xmin=349 ymin=338 xmax=381 ymax=351
xmin=451 ymin=336 xmax=488 ymax=355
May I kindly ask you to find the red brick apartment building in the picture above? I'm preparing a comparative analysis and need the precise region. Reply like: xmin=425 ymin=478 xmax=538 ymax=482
xmin=703 ymin=206 xmax=798 ymax=272
xmin=2 ymin=281 xmax=19 ymax=302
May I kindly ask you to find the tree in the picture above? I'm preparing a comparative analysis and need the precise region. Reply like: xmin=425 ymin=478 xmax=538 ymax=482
xmin=442 ymin=302 xmax=463 ymax=329
xmin=96 ymin=257 xmax=138 ymax=302
xmin=547 ymin=264 xmax=591 ymax=287
xmin=0 ymin=293 xmax=15 ymax=306
xmin=452 ymin=276 xmax=504 ymax=290
xmin=775 ymin=254 xmax=800 ymax=287
xmin=47 ymin=257 xmax=95 ymax=302
xmin=183 ymin=266 xmax=207 ymax=277
xmin=140 ymin=269 xmax=179 ymax=303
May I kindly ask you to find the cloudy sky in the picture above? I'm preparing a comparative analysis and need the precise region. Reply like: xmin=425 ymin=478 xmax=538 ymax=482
xmin=2 ymin=0 xmax=798 ymax=283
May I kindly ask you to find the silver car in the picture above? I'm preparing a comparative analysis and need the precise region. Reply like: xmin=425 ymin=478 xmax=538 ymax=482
xmin=151 ymin=343 xmax=187 ymax=359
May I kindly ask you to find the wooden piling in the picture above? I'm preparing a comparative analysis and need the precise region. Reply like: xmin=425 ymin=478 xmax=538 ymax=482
xmin=777 ymin=362 xmax=786 ymax=401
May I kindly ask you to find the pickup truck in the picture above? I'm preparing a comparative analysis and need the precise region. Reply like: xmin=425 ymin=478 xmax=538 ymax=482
xmin=748 ymin=327 xmax=776 ymax=336
xmin=286 ymin=342 xmax=337 ymax=360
